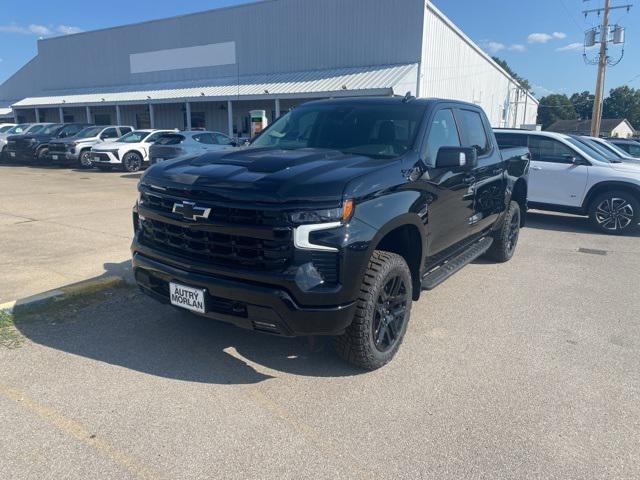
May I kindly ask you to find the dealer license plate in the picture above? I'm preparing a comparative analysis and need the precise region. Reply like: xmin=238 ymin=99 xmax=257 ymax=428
xmin=169 ymin=282 xmax=206 ymax=313
xmin=51 ymin=155 xmax=58 ymax=160
xmin=9 ymin=152 xmax=15 ymax=157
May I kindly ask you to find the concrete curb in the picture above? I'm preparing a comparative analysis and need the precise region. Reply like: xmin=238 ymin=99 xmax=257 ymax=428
xmin=0 ymin=276 xmax=126 ymax=314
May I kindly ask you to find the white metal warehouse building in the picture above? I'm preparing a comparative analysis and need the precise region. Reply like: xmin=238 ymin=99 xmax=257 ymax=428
xmin=0 ymin=0 xmax=538 ymax=134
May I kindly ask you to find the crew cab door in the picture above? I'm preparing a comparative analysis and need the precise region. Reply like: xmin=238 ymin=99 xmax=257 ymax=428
xmin=455 ymin=108 xmax=506 ymax=234
xmin=417 ymin=107 xmax=475 ymax=255
xmin=527 ymin=136 xmax=589 ymax=207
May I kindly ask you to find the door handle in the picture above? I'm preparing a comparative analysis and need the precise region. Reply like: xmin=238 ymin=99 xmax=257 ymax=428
xmin=463 ymin=175 xmax=476 ymax=185
xmin=531 ymin=166 xmax=542 ymax=171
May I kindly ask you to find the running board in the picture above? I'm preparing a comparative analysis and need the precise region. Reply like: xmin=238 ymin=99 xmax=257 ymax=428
xmin=421 ymin=237 xmax=493 ymax=290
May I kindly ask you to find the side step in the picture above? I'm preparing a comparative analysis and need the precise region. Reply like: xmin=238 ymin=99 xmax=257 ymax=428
xmin=421 ymin=237 xmax=493 ymax=290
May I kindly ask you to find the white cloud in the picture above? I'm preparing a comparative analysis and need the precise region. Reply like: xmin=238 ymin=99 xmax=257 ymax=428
xmin=486 ymin=41 xmax=506 ymax=53
xmin=528 ymin=31 xmax=567 ymax=44
xmin=56 ymin=25 xmax=83 ymax=35
xmin=0 ymin=23 xmax=82 ymax=37
xmin=556 ymin=42 xmax=584 ymax=51
xmin=483 ymin=40 xmax=526 ymax=54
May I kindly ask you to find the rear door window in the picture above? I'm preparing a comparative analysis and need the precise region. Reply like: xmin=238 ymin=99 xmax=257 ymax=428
xmin=458 ymin=109 xmax=491 ymax=156
xmin=193 ymin=133 xmax=216 ymax=144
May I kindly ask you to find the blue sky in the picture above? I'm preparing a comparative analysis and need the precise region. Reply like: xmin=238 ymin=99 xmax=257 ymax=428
xmin=0 ymin=0 xmax=638 ymax=98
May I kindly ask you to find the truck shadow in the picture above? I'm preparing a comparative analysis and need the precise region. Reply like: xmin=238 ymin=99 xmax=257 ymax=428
xmin=11 ymin=262 xmax=363 ymax=384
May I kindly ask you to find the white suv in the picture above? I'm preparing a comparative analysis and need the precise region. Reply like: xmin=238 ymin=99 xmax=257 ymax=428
xmin=91 ymin=129 xmax=174 ymax=172
xmin=495 ymin=130 xmax=640 ymax=234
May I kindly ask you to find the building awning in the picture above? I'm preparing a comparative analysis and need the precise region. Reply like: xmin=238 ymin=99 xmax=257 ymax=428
xmin=12 ymin=63 xmax=418 ymax=109
xmin=0 ymin=107 xmax=13 ymax=117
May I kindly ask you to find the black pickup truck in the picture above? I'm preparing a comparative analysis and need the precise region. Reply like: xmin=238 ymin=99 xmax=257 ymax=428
xmin=132 ymin=97 xmax=530 ymax=369
xmin=5 ymin=123 xmax=88 ymax=163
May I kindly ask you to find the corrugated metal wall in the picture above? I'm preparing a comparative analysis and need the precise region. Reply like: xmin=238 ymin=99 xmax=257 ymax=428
xmin=422 ymin=3 xmax=538 ymax=127
xmin=0 ymin=0 xmax=425 ymax=100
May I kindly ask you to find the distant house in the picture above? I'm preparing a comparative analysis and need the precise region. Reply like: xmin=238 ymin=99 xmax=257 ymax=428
xmin=547 ymin=118 xmax=636 ymax=138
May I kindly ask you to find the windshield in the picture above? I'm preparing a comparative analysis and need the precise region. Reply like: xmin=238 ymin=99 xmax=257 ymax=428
xmin=118 ymin=131 xmax=150 ymax=143
xmin=580 ymin=137 xmax=623 ymax=161
xmin=25 ymin=125 xmax=46 ymax=134
xmin=7 ymin=124 xmax=28 ymax=134
xmin=40 ymin=124 xmax=63 ymax=135
xmin=75 ymin=126 xmax=103 ymax=138
xmin=598 ymin=139 xmax=634 ymax=158
xmin=566 ymin=137 xmax=614 ymax=163
xmin=251 ymin=103 xmax=426 ymax=159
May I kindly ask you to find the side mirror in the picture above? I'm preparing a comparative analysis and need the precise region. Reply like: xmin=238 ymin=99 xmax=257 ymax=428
xmin=436 ymin=146 xmax=477 ymax=169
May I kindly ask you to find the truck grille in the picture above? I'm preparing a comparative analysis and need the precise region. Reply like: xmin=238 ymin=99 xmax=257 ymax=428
xmin=48 ymin=143 xmax=67 ymax=153
xmin=8 ymin=138 xmax=31 ymax=149
xmin=139 ymin=218 xmax=293 ymax=271
xmin=140 ymin=191 xmax=289 ymax=227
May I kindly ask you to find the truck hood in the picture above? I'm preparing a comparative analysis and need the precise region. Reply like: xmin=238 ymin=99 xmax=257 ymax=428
xmin=50 ymin=136 xmax=97 ymax=146
xmin=143 ymin=147 xmax=394 ymax=204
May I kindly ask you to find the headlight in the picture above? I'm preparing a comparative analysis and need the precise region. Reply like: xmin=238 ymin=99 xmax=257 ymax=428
xmin=291 ymin=200 xmax=354 ymax=252
xmin=290 ymin=199 xmax=354 ymax=224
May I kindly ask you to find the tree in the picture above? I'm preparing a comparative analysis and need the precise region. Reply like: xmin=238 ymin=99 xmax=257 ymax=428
xmin=569 ymin=91 xmax=595 ymax=120
xmin=491 ymin=56 xmax=533 ymax=93
xmin=536 ymin=94 xmax=577 ymax=129
xmin=603 ymin=86 xmax=640 ymax=130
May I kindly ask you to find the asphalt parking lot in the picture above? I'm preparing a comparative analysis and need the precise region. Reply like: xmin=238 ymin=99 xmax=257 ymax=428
xmin=1 ymin=165 xmax=640 ymax=479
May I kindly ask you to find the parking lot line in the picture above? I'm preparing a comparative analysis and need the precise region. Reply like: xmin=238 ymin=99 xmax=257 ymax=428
xmin=0 ymin=381 xmax=165 ymax=480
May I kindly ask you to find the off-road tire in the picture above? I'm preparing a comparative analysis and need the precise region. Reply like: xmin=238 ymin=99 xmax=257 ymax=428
xmin=36 ymin=147 xmax=48 ymax=164
xmin=122 ymin=152 xmax=143 ymax=172
xmin=588 ymin=190 xmax=640 ymax=235
xmin=486 ymin=201 xmax=521 ymax=263
xmin=335 ymin=250 xmax=412 ymax=370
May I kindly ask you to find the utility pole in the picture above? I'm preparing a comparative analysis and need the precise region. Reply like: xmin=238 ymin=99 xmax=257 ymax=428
xmin=591 ymin=0 xmax=610 ymax=136
xmin=583 ymin=0 xmax=632 ymax=136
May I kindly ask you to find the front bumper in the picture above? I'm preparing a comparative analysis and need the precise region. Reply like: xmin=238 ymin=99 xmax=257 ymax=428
xmin=4 ymin=148 xmax=36 ymax=161
xmin=91 ymin=151 xmax=122 ymax=165
xmin=132 ymin=251 xmax=356 ymax=336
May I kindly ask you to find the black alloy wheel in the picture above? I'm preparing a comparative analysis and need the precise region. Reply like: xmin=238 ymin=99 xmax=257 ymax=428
xmin=122 ymin=152 xmax=143 ymax=172
xmin=372 ymin=274 xmax=410 ymax=352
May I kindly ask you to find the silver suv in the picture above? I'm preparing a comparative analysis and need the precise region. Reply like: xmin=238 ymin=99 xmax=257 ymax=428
xmin=48 ymin=125 xmax=133 ymax=168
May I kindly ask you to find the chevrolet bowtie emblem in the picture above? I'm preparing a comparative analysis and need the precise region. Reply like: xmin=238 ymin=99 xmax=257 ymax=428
xmin=172 ymin=201 xmax=211 ymax=221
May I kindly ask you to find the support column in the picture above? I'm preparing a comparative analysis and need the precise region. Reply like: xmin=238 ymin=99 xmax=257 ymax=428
xmin=185 ymin=102 xmax=192 ymax=130
xmin=275 ymin=98 xmax=281 ymax=119
xmin=58 ymin=107 xmax=64 ymax=123
xmin=115 ymin=105 xmax=122 ymax=125
xmin=13 ymin=109 xmax=18 ymax=123
xmin=86 ymin=106 xmax=91 ymax=123
xmin=34 ymin=108 xmax=40 ymax=122
xmin=149 ymin=104 xmax=155 ymax=129
xmin=227 ymin=100 xmax=233 ymax=137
